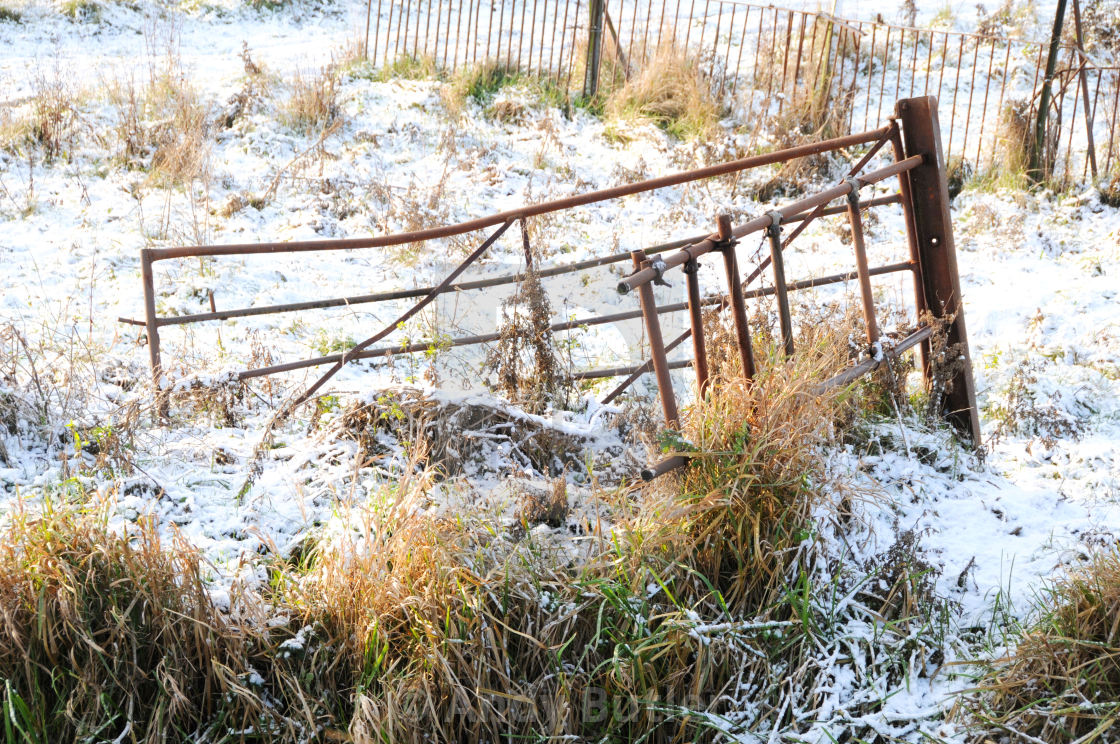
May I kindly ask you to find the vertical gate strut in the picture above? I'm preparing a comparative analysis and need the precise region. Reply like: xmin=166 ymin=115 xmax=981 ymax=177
xmin=718 ymin=214 xmax=757 ymax=379
xmin=632 ymin=249 xmax=679 ymax=428
xmin=766 ymin=213 xmax=795 ymax=357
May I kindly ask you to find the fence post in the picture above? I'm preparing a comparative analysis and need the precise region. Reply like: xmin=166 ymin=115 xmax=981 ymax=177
xmin=1070 ymin=0 xmax=1098 ymax=180
xmin=141 ymin=249 xmax=168 ymax=419
xmin=765 ymin=215 xmax=794 ymax=357
xmin=889 ymin=122 xmax=930 ymax=375
xmin=584 ymin=0 xmax=606 ymax=98
xmin=364 ymin=0 xmax=374 ymax=58
xmin=1029 ymin=0 xmax=1068 ymax=182
xmin=895 ymin=96 xmax=982 ymax=445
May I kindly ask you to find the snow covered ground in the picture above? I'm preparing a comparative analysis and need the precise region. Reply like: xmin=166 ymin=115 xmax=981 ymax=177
xmin=1 ymin=1 xmax=1118 ymax=740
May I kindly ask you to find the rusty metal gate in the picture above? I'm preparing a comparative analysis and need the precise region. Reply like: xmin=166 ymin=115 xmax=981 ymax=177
xmin=121 ymin=96 xmax=980 ymax=479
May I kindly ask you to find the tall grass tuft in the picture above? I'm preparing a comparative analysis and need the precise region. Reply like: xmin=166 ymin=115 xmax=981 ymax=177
xmin=642 ymin=310 xmax=854 ymax=613
xmin=967 ymin=546 xmax=1120 ymax=742
xmin=108 ymin=57 xmax=211 ymax=185
xmin=0 ymin=498 xmax=254 ymax=741
xmin=442 ymin=61 xmax=569 ymax=116
xmin=967 ymin=98 xmax=1033 ymax=192
xmin=283 ymin=65 xmax=341 ymax=135
xmin=604 ymin=42 xmax=720 ymax=140
xmin=0 ymin=303 xmax=913 ymax=741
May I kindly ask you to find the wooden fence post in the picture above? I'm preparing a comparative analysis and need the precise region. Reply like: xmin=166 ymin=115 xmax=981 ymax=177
xmin=1029 ymin=0 xmax=1068 ymax=182
xmin=584 ymin=0 xmax=606 ymax=98
xmin=895 ymin=96 xmax=982 ymax=445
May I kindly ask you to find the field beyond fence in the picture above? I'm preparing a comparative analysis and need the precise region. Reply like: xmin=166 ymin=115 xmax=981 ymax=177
xmin=361 ymin=0 xmax=1120 ymax=187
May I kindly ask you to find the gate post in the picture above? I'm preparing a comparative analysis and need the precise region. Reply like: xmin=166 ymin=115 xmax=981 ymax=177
xmin=895 ymin=96 xmax=982 ymax=445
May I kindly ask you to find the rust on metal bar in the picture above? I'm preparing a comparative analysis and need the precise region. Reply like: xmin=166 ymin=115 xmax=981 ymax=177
xmin=133 ymin=195 xmax=906 ymax=331
xmin=844 ymin=185 xmax=880 ymax=345
xmin=290 ymin=219 xmax=516 ymax=407
xmin=633 ymin=250 xmax=680 ymax=428
xmin=597 ymin=260 xmax=915 ymax=405
xmin=640 ymin=455 xmax=689 ymax=482
xmin=889 ymin=122 xmax=930 ymax=375
xmin=147 ymin=126 xmax=892 ymax=263
xmin=817 ymin=324 xmax=933 ymax=391
xmin=221 ymin=256 xmax=914 ymax=385
xmin=744 ymin=135 xmax=900 ymax=291
xmin=238 ymin=303 xmax=662 ymax=381
xmin=638 ymin=325 xmax=936 ymax=484
xmin=600 ymin=327 xmax=690 ymax=405
xmin=743 ymin=260 xmax=915 ymax=300
xmin=771 ymin=131 xmax=896 ymax=261
xmin=144 ymin=232 xmax=711 ymax=327
xmin=719 ymin=214 xmax=757 ymax=379
xmin=683 ymin=256 xmax=710 ymax=394
xmin=766 ymin=215 xmax=795 ymax=356
xmin=618 ymin=154 xmax=922 ymax=294
xmin=785 ymin=193 xmax=902 ymax=221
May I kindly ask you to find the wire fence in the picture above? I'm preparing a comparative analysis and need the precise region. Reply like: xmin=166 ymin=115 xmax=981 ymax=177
xmin=361 ymin=0 xmax=1120 ymax=185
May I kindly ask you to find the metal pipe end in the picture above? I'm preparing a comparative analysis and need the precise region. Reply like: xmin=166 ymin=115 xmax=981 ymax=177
xmin=640 ymin=467 xmax=656 ymax=482
xmin=617 ymin=281 xmax=632 ymax=295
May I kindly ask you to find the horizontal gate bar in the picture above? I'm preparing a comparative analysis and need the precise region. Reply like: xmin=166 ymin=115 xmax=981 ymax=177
xmin=121 ymin=195 xmax=905 ymax=329
xmin=120 ymin=233 xmax=710 ymax=328
xmin=573 ymin=358 xmax=693 ymax=381
xmin=817 ymin=323 xmax=934 ymax=390
xmin=229 ymin=259 xmax=913 ymax=382
xmin=146 ymin=127 xmax=892 ymax=262
xmin=618 ymin=156 xmax=922 ymax=294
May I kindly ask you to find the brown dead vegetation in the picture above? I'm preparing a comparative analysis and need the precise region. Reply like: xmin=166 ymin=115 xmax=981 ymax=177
xmin=967 ymin=546 xmax=1120 ymax=742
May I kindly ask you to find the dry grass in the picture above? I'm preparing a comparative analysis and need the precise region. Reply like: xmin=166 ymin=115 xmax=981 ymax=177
xmin=0 ymin=498 xmax=256 ymax=741
xmin=0 ymin=295 xmax=939 ymax=741
xmin=645 ymin=306 xmax=855 ymax=611
xmin=604 ymin=41 xmax=720 ymax=141
xmin=968 ymin=98 xmax=1033 ymax=191
xmin=967 ymin=546 xmax=1120 ymax=742
xmin=739 ymin=17 xmax=857 ymax=198
xmin=107 ymin=61 xmax=211 ymax=186
xmin=442 ymin=61 xmax=521 ymax=115
xmin=749 ymin=15 xmax=854 ymax=141
xmin=517 ymin=476 xmax=570 ymax=527
xmin=0 ymin=65 xmax=81 ymax=164
xmin=335 ymin=386 xmax=593 ymax=477
xmin=484 ymin=260 xmax=572 ymax=414
xmin=283 ymin=65 xmax=341 ymax=134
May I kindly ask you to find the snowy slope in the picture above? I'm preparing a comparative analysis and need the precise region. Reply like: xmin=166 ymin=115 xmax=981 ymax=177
xmin=1 ymin=1 xmax=1118 ymax=740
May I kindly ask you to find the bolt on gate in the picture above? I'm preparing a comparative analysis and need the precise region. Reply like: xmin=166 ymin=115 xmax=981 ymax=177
xmin=121 ymin=96 xmax=980 ymax=479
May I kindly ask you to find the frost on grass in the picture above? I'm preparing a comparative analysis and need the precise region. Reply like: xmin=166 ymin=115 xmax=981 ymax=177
xmin=1 ymin=3 xmax=1120 ymax=741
